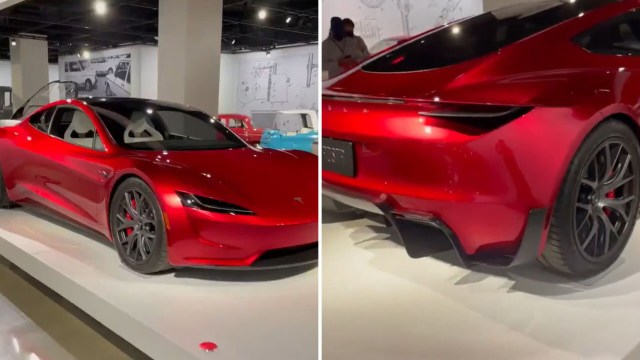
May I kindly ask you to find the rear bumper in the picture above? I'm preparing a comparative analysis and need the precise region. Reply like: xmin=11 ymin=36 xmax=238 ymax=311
xmin=324 ymin=183 xmax=547 ymax=268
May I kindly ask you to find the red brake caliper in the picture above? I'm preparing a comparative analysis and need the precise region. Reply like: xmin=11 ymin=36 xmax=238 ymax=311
xmin=125 ymin=198 xmax=136 ymax=236
xmin=604 ymin=189 xmax=615 ymax=216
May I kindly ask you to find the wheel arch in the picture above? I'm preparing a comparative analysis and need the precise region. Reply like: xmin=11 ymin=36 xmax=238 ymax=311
xmin=541 ymin=112 xmax=640 ymax=255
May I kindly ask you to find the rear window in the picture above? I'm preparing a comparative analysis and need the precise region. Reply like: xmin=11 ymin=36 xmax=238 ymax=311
xmin=363 ymin=0 xmax=618 ymax=73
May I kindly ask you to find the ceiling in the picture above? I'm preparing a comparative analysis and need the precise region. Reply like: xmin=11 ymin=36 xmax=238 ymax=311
xmin=0 ymin=0 xmax=318 ymax=63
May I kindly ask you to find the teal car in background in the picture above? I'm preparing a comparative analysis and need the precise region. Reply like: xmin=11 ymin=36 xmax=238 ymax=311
xmin=260 ymin=110 xmax=318 ymax=155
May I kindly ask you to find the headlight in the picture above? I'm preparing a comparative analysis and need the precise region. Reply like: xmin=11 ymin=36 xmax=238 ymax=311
xmin=177 ymin=192 xmax=255 ymax=215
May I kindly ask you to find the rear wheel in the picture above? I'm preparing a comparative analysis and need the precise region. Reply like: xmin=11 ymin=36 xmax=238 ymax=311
xmin=84 ymin=79 xmax=92 ymax=91
xmin=109 ymin=178 xmax=171 ymax=274
xmin=542 ymin=120 xmax=640 ymax=276
xmin=0 ymin=171 xmax=12 ymax=208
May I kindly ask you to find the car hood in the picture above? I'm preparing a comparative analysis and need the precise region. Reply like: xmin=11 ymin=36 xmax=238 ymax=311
xmin=130 ymin=147 xmax=318 ymax=221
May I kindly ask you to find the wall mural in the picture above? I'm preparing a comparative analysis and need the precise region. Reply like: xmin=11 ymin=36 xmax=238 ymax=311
xmin=235 ymin=47 xmax=318 ymax=114
xmin=322 ymin=0 xmax=482 ymax=49
xmin=59 ymin=48 xmax=132 ymax=98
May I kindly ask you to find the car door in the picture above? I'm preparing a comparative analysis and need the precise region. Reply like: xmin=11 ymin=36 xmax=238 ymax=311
xmin=30 ymin=105 xmax=113 ymax=231
xmin=67 ymin=61 xmax=82 ymax=84
xmin=113 ymin=61 xmax=131 ymax=96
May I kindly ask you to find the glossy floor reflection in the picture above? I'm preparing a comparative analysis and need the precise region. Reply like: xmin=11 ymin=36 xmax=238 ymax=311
xmin=323 ymin=211 xmax=640 ymax=360
xmin=0 ymin=208 xmax=318 ymax=360
xmin=0 ymin=260 xmax=133 ymax=360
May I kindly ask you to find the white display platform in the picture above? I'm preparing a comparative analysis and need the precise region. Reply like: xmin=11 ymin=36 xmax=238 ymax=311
xmin=323 ymin=212 xmax=640 ymax=360
xmin=0 ymin=208 xmax=318 ymax=360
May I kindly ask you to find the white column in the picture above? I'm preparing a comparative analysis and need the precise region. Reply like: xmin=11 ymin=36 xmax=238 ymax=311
xmin=10 ymin=37 xmax=49 ymax=107
xmin=157 ymin=0 xmax=223 ymax=116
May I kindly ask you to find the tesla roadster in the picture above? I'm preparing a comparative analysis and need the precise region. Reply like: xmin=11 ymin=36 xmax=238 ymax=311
xmin=0 ymin=82 xmax=318 ymax=274
xmin=323 ymin=0 xmax=640 ymax=276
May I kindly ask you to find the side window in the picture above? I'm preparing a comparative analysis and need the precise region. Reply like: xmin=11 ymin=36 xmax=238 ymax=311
xmin=69 ymin=62 xmax=82 ymax=72
xmin=115 ymin=62 xmax=129 ymax=81
xmin=576 ymin=11 xmax=640 ymax=54
xmin=28 ymin=108 xmax=56 ymax=133
xmin=49 ymin=107 xmax=104 ymax=150
xmin=64 ymin=62 xmax=69 ymax=72
xmin=227 ymin=119 xmax=244 ymax=128
xmin=4 ymin=91 xmax=11 ymax=107
xmin=126 ymin=69 xmax=131 ymax=84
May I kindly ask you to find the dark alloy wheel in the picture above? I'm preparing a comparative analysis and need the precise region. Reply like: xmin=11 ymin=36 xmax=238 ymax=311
xmin=542 ymin=120 xmax=640 ymax=276
xmin=573 ymin=141 xmax=637 ymax=262
xmin=110 ymin=178 xmax=170 ymax=274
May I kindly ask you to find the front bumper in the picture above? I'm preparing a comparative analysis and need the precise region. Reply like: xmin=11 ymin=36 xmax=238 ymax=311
xmin=324 ymin=185 xmax=546 ymax=268
xmin=165 ymin=205 xmax=318 ymax=268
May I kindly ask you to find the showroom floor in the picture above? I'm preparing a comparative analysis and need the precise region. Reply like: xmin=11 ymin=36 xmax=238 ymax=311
xmin=0 ymin=208 xmax=318 ymax=360
xmin=322 ymin=211 xmax=640 ymax=360
xmin=0 ymin=258 xmax=136 ymax=360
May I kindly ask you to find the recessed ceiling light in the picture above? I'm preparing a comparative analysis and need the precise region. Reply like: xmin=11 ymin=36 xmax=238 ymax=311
xmin=231 ymin=38 xmax=236 ymax=45
xmin=258 ymin=9 xmax=267 ymax=20
xmin=10 ymin=39 xmax=16 ymax=46
xmin=82 ymin=50 xmax=91 ymax=59
xmin=286 ymin=16 xmax=292 ymax=24
xmin=95 ymin=0 xmax=107 ymax=15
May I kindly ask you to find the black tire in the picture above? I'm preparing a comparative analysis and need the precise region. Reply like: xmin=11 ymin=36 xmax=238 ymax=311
xmin=109 ymin=178 xmax=171 ymax=274
xmin=108 ymin=67 xmax=113 ymax=75
xmin=84 ymin=79 xmax=92 ymax=91
xmin=0 ymin=171 xmax=12 ymax=208
xmin=541 ymin=120 xmax=640 ymax=276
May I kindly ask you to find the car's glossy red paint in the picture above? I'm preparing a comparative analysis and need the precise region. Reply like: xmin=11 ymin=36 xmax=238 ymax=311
xmin=218 ymin=113 xmax=264 ymax=145
xmin=323 ymin=1 xmax=640 ymax=260
xmin=0 ymin=99 xmax=318 ymax=267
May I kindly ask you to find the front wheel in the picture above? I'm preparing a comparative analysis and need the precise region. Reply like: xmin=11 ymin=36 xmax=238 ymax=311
xmin=542 ymin=120 xmax=640 ymax=276
xmin=84 ymin=79 xmax=92 ymax=91
xmin=109 ymin=178 xmax=171 ymax=274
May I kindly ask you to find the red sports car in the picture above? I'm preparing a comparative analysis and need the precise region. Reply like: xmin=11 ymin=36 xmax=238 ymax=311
xmin=0 ymin=82 xmax=317 ymax=274
xmin=323 ymin=0 xmax=640 ymax=276
xmin=218 ymin=113 xmax=264 ymax=145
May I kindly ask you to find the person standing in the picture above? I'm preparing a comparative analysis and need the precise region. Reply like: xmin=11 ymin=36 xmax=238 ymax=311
xmin=343 ymin=18 xmax=370 ymax=59
xmin=322 ymin=17 xmax=366 ymax=79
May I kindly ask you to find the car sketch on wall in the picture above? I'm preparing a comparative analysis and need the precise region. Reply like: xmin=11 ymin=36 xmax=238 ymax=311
xmin=63 ymin=60 xmax=97 ymax=91
xmin=105 ymin=59 xmax=131 ymax=97
xmin=260 ymin=110 xmax=318 ymax=154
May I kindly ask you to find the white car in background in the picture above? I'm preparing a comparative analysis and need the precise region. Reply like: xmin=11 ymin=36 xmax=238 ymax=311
xmin=90 ymin=56 xmax=114 ymax=76
xmin=64 ymin=60 xmax=97 ymax=91
xmin=104 ymin=59 xmax=131 ymax=97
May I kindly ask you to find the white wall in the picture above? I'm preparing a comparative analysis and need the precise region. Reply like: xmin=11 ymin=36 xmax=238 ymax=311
xmin=139 ymin=45 xmax=158 ymax=100
xmin=322 ymin=0 xmax=482 ymax=49
xmin=483 ymin=0 xmax=545 ymax=11
xmin=218 ymin=53 xmax=238 ymax=113
xmin=0 ymin=60 xmax=60 ymax=87
xmin=226 ymin=45 xmax=319 ymax=114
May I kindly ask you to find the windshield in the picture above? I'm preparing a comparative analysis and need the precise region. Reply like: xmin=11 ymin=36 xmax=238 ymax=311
xmin=363 ymin=0 xmax=618 ymax=73
xmin=12 ymin=81 xmax=78 ymax=120
xmin=91 ymin=100 xmax=246 ymax=151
